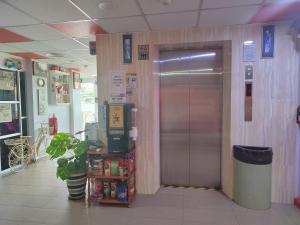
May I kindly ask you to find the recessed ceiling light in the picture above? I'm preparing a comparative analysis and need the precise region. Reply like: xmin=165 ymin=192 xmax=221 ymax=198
xmin=98 ymin=0 xmax=114 ymax=10
xmin=160 ymin=0 xmax=172 ymax=6
xmin=45 ymin=52 xmax=65 ymax=58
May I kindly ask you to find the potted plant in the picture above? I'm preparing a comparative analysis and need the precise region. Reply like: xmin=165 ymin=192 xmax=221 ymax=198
xmin=46 ymin=132 xmax=88 ymax=200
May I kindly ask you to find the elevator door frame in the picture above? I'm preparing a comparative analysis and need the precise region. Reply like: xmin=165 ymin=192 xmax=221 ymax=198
xmin=159 ymin=48 xmax=224 ymax=188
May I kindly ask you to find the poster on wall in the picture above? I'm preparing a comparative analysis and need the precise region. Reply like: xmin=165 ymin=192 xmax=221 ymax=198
xmin=110 ymin=71 xmax=126 ymax=97
xmin=123 ymin=34 xmax=132 ymax=64
xmin=126 ymin=73 xmax=137 ymax=96
xmin=33 ymin=61 xmax=48 ymax=77
xmin=0 ymin=70 xmax=15 ymax=91
xmin=262 ymin=25 xmax=275 ymax=58
xmin=109 ymin=105 xmax=124 ymax=129
xmin=0 ymin=104 xmax=12 ymax=123
xmin=37 ymin=89 xmax=47 ymax=115
xmin=138 ymin=45 xmax=149 ymax=60
xmin=73 ymin=72 xmax=81 ymax=89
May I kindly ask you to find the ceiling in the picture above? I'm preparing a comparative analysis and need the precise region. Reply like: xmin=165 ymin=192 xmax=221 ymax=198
xmin=0 ymin=0 xmax=299 ymax=77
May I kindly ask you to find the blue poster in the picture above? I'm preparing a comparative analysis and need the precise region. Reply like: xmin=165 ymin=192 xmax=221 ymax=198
xmin=262 ymin=25 xmax=275 ymax=58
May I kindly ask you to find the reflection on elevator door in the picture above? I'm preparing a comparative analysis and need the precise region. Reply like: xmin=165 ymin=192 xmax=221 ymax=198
xmin=160 ymin=49 xmax=223 ymax=188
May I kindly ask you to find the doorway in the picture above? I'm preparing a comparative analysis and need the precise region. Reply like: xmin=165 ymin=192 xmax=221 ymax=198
xmin=160 ymin=48 xmax=223 ymax=188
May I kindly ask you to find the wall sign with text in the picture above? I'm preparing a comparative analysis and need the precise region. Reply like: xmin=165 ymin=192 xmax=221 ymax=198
xmin=138 ymin=45 xmax=149 ymax=60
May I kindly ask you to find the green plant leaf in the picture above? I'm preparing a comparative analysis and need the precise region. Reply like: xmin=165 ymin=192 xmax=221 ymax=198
xmin=47 ymin=132 xmax=88 ymax=181
xmin=46 ymin=133 xmax=71 ymax=159
xmin=73 ymin=141 xmax=88 ymax=156
xmin=57 ymin=157 xmax=68 ymax=166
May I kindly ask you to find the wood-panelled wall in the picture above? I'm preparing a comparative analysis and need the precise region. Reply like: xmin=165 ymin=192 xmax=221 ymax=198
xmin=96 ymin=22 xmax=299 ymax=203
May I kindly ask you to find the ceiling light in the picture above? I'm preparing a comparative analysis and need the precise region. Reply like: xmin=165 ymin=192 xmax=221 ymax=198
xmin=98 ymin=0 xmax=114 ymax=10
xmin=160 ymin=0 xmax=172 ymax=6
xmin=45 ymin=52 xmax=65 ymax=58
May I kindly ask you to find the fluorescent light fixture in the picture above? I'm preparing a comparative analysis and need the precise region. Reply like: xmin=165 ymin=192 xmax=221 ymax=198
xmin=160 ymin=69 xmax=223 ymax=76
xmin=244 ymin=40 xmax=254 ymax=45
xmin=162 ymin=68 xmax=213 ymax=74
xmin=160 ymin=72 xmax=223 ymax=76
xmin=154 ymin=52 xmax=216 ymax=63
xmin=67 ymin=0 xmax=93 ymax=21
xmin=271 ymin=0 xmax=299 ymax=3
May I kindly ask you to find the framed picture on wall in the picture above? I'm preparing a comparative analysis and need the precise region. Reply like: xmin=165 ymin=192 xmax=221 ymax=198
xmin=123 ymin=34 xmax=132 ymax=64
xmin=33 ymin=61 xmax=48 ymax=77
xmin=262 ymin=25 xmax=275 ymax=58
xmin=73 ymin=72 xmax=81 ymax=89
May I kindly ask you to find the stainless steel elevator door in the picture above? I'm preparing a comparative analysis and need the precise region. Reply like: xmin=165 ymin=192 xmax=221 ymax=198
xmin=160 ymin=49 xmax=223 ymax=188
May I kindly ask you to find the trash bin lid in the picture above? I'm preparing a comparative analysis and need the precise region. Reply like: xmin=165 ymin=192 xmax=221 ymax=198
xmin=233 ymin=145 xmax=273 ymax=165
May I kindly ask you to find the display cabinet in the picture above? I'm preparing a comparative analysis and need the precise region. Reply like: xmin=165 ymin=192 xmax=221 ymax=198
xmin=0 ymin=68 xmax=25 ymax=172
xmin=87 ymin=148 xmax=136 ymax=207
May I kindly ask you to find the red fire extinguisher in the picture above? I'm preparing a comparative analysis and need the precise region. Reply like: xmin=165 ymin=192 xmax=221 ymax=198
xmin=49 ymin=114 xmax=58 ymax=136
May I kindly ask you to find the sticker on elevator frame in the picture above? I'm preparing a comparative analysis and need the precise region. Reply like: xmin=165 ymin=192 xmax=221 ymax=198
xmin=138 ymin=45 xmax=149 ymax=60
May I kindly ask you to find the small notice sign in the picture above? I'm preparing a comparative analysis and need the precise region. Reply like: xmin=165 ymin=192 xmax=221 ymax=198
xmin=126 ymin=73 xmax=137 ymax=95
xmin=110 ymin=71 xmax=126 ymax=97
xmin=243 ymin=42 xmax=256 ymax=62
xmin=138 ymin=45 xmax=149 ymax=60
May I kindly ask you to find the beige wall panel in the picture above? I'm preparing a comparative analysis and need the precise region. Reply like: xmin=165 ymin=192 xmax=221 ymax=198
xmin=96 ymin=22 xmax=299 ymax=203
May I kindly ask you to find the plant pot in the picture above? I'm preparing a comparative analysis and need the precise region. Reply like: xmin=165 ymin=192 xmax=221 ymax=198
xmin=67 ymin=171 xmax=87 ymax=200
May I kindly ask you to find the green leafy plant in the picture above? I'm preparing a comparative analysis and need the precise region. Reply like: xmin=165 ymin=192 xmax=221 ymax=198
xmin=46 ymin=132 xmax=88 ymax=180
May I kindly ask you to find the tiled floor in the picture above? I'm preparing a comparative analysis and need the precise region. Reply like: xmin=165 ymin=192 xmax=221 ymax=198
xmin=0 ymin=159 xmax=299 ymax=225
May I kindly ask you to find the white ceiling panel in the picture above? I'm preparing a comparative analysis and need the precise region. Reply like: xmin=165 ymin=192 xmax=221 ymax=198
xmin=202 ymin=0 xmax=264 ymax=9
xmin=68 ymin=49 xmax=90 ymax=56
xmin=0 ymin=43 xmax=23 ymax=53
xmin=139 ymin=0 xmax=200 ymax=14
xmin=83 ymin=57 xmax=96 ymax=63
xmin=41 ymin=39 xmax=88 ymax=50
xmin=147 ymin=11 xmax=198 ymax=31
xmin=199 ymin=5 xmax=260 ymax=27
xmin=5 ymin=41 xmax=57 ymax=52
xmin=69 ymin=50 xmax=93 ymax=59
xmin=7 ymin=24 xmax=67 ymax=41
xmin=8 ymin=0 xmax=87 ymax=23
xmin=71 ymin=0 xmax=141 ymax=19
xmin=96 ymin=16 xmax=149 ymax=33
xmin=0 ymin=2 xmax=39 ymax=26
xmin=75 ymin=37 xmax=95 ymax=46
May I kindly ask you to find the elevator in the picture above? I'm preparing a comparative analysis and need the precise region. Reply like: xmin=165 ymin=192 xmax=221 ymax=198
xmin=160 ymin=48 xmax=223 ymax=188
